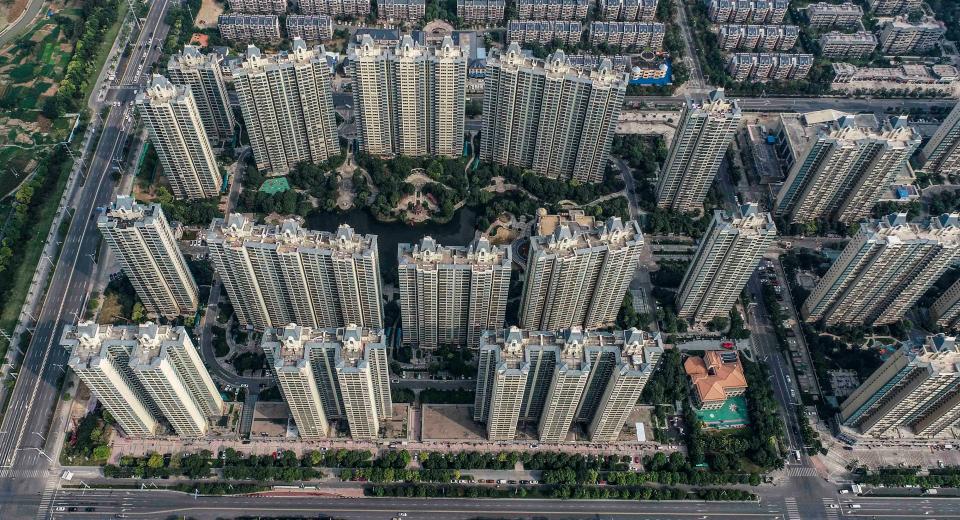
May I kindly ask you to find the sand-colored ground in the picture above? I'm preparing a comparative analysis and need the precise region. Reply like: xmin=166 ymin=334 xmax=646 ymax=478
xmin=421 ymin=404 xmax=485 ymax=441
xmin=195 ymin=0 xmax=223 ymax=29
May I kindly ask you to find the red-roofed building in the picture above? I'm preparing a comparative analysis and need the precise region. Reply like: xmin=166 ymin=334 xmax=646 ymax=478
xmin=684 ymin=350 xmax=748 ymax=410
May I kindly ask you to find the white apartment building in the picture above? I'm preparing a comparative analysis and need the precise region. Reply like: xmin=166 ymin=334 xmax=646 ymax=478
xmin=841 ymin=334 xmax=960 ymax=437
xmin=97 ymin=197 xmax=198 ymax=319
xmin=589 ymin=22 xmax=666 ymax=50
xmin=347 ymin=35 xmax=467 ymax=157
xmin=128 ymin=323 xmax=224 ymax=437
xmin=537 ymin=341 xmax=591 ymax=443
xmin=717 ymin=24 xmax=799 ymax=51
xmin=63 ymin=324 xmax=159 ymax=437
xmin=775 ymin=112 xmax=920 ymax=224
xmin=218 ymin=14 xmax=282 ymax=42
xmin=676 ymin=203 xmax=776 ymax=322
xmin=727 ymin=52 xmax=814 ymax=82
xmin=457 ymin=0 xmax=505 ymax=24
xmin=285 ymin=15 xmax=334 ymax=42
xmin=867 ymin=0 xmax=921 ymax=16
xmin=657 ymin=89 xmax=741 ymax=212
xmin=879 ymin=16 xmax=945 ymax=55
xmin=377 ymin=0 xmax=425 ymax=20
xmin=481 ymin=44 xmax=627 ymax=183
xmin=932 ymin=279 xmax=960 ymax=330
xmin=819 ymin=31 xmax=878 ymax=58
xmin=803 ymin=213 xmax=960 ymax=326
xmin=516 ymin=0 xmax=590 ymax=19
xmin=475 ymin=328 xmax=663 ymax=443
xmin=233 ymin=39 xmax=339 ymax=175
xmin=805 ymin=2 xmax=863 ymax=28
xmin=228 ymin=0 xmax=287 ymax=13
xmin=601 ymin=0 xmax=658 ymax=22
xmin=136 ymin=75 xmax=221 ymax=199
xmin=520 ymin=210 xmax=644 ymax=331
xmin=299 ymin=0 xmax=371 ymax=16
xmin=62 ymin=322 xmax=222 ymax=438
xmin=398 ymin=236 xmax=511 ymax=349
xmin=262 ymin=324 xmax=392 ymax=440
xmin=920 ymin=100 xmax=960 ymax=175
xmin=167 ymin=46 xmax=235 ymax=145
xmin=707 ymin=0 xmax=788 ymax=23
xmin=585 ymin=331 xmax=662 ymax=442
xmin=506 ymin=20 xmax=583 ymax=46
xmin=207 ymin=215 xmax=383 ymax=331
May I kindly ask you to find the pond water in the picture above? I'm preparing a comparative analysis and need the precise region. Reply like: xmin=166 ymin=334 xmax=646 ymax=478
xmin=307 ymin=206 xmax=480 ymax=273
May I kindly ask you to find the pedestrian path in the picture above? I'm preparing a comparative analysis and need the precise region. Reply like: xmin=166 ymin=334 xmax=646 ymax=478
xmin=36 ymin=476 xmax=58 ymax=520
xmin=822 ymin=497 xmax=840 ymax=520
xmin=789 ymin=466 xmax=819 ymax=477
xmin=785 ymin=497 xmax=800 ymax=520
xmin=1 ymin=467 xmax=48 ymax=479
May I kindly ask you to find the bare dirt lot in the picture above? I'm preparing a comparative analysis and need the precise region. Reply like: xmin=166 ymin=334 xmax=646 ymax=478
xmin=421 ymin=404 xmax=485 ymax=441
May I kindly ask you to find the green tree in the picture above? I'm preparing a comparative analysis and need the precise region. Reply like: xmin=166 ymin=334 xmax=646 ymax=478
xmin=92 ymin=445 xmax=111 ymax=461
xmin=147 ymin=452 xmax=164 ymax=469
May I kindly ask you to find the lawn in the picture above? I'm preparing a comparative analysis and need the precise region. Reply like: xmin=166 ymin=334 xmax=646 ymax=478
xmin=695 ymin=396 xmax=750 ymax=430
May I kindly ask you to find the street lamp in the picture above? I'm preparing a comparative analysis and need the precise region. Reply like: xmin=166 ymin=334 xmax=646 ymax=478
xmin=17 ymin=447 xmax=53 ymax=464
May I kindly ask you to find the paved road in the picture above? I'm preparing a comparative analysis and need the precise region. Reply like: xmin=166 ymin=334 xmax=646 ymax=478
xmin=746 ymin=275 xmax=803 ymax=452
xmin=34 ymin=488 xmax=789 ymax=519
xmin=627 ymin=95 xmax=954 ymax=114
xmin=0 ymin=0 xmax=173 ymax=517
xmin=613 ymin=157 xmax=642 ymax=221
xmin=0 ymin=0 xmax=45 ymax=47
xmin=673 ymin=0 xmax=706 ymax=91
xmin=32 ymin=486 xmax=960 ymax=519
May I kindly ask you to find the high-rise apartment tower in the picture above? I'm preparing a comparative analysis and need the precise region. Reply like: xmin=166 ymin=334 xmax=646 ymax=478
xmin=920 ymin=100 xmax=960 ymax=176
xmin=520 ymin=210 xmax=644 ymax=331
xmin=802 ymin=213 xmax=960 ymax=326
xmin=167 ymin=45 xmax=235 ymax=144
xmin=207 ymin=214 xmax=383 ymax=330
xmin=677 ymin=203 xmax=776 ymax=321
xmin=136 ymin=75 xmax=222 ymax=199
xmin=841 ymin=334 xmax=960 ymax=438
xmin=398 ymin=236 xmax=511 ymax=349
xmin=62 ymin=322 xmax=223 ymax=438
xmin=775 ymin=112 xmax=920 ymax=224
xmin=347 ymin=35 xmax=467 ymax=157
xmin=262 ymin=324 xmax=392 ymax=440
xmin=481 ymin=44 xmax=627 ymax=183
xmin=97 ymin=196 xmax=198 ymax=318
xmin=474 ymin=327 xmax=663 ymax=442
xmin=657 ymin=89 xmax=742 ymax=212
xmin=233 ymin=39 xmax=339 ymax=175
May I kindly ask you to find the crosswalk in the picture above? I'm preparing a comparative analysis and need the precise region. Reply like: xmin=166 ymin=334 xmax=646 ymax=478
xmin=789 ymin=466 xmax=819 ymax=477
xmin=822 ymin=498 xmax=840 ymax=520
xmin=785 ymin=497 xmax=800 ymax=520
xmin=0 ymin=467 xmax=49 ymax=479
xmin=36 ymin=476 xmax=59 ymax=520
